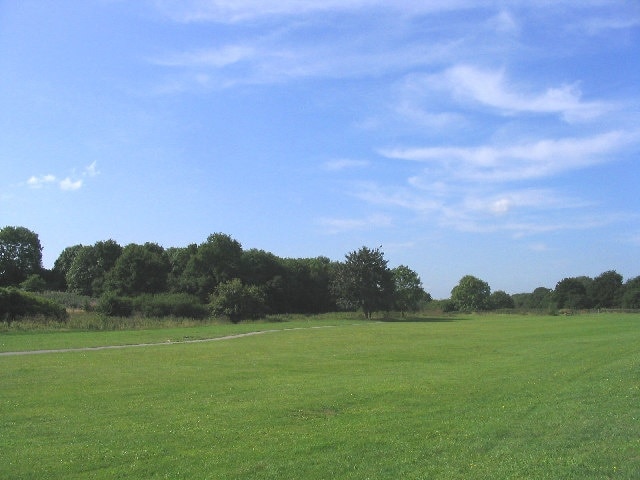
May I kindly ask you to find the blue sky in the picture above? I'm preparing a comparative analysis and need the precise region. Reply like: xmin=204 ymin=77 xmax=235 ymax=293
xmin=1 ymin=1 xmax=639 ymax=298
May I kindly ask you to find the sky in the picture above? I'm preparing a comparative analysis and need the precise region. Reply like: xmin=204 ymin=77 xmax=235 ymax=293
xmin=1 ymin=1 xmax=639 ymax=298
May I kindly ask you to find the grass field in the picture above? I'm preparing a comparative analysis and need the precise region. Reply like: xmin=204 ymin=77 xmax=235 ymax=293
xmin=1 ymin=313 xmax=638 ymax=479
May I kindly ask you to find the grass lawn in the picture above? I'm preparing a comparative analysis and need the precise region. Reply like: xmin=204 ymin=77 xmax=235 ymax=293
xmin=1 ymin=313 xmax=638 ymax=479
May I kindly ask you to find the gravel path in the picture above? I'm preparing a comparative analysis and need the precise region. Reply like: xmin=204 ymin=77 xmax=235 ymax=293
xmin=0 ymin=324 xmax=352 ymax=357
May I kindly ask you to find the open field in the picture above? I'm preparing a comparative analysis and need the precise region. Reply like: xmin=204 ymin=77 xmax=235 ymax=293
xmin=1 ymin=313 xmax=639 ymax=479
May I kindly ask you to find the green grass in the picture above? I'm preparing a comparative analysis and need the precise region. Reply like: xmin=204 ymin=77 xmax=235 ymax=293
xmin=1 ymin=313 xmax=639 ymax=479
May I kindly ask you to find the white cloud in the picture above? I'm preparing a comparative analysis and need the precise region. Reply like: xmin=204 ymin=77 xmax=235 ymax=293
xmin=154 ymin=0 xmax=481 ymax=23
xmin=27 ymin=174 xmax=56 ymax=189
xmin=59 ymin=177 xmax=83 ymax=191
xmin=423 ymin=64 xmax=609 ymax=122
xmin=84 ymin=161 xmax=99 ymax=177
xmin=380 ymin=130 xmax=638 ymax=182
xmin=318 ymin=213 xmax=392 ymax=234
xmin=323 ymin=159 xmax=369 ymax=171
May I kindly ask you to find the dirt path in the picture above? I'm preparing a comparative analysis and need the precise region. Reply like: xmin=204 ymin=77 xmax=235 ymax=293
xmin=0 ymin=324 xmax=354 ymax=357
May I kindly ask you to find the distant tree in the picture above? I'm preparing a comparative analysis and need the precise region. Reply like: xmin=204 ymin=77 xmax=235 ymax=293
xmin=104 ymin=243 xmax=169 ymax=295
xmin=622 ymin=276 xmax=640 ymax=309
xmin=166 ymin=244 xmax=198 ymax=293
xmin=590 ymin=270 xmax=623 ymax=308
xmin=554 ymin=277 xmax=592 ymax=310
xmin=392 ymin=265 xmax=429 ymax=315
xmin=52 ymin=244 xmax=84 ymax=290
xmin=451 ymin=275 xmax=491 ymax=312
xmin=209 ymin=278 xmax=266 ymax=323
xmin=490 ymin=290 xmax=514 ymax=310
xmin=332 ymin=246 xmax=394 ymax=319
xmin=180 ymin=233 xmax=243 ymax=299
xmin=530 ymin=287 xmax=553 ymax=310
xmin=0 ymin=226 xmax=43 ymax=287
xmin=66 ymin=240 xmax=122 ymax=296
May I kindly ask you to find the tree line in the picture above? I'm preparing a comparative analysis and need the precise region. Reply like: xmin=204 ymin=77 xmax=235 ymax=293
xmin=0 ymin=226 xmax=429 ymax=321
xmin=2 ymin=225 xmax=639 ymax=322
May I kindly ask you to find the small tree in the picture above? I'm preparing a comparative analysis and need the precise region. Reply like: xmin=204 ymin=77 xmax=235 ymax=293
xmin=332 ymin=246 xmax=394 ymax=319
xmin=210 ymin=278 xmax=266 ymax=323
xmin=451 ymin=275 xmax=491 ymax=312
xmin=0 ymin=226 xmax=43 ymax=287
xmin=489 ymin=290 xmax=514 ymax=310
xmin=392 ymin=265 xmax=429 ymax=315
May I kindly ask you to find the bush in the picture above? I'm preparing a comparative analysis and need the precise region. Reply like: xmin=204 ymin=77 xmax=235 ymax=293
xmin=97 ymin=293 xmax=133 ymax=317
xmin=132 ymin=293 xmax=208 ymax=319
xmin=210 ymin=278 xmax=267 ymax=323
xmin=20 ymin=274 xmax=47 ymax=292
xmin=0 ymin=287 xmax=68 ymax=322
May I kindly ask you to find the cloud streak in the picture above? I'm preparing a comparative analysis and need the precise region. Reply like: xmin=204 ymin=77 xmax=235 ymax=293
xmin=380 ymin=130 xmax=638 ymax=182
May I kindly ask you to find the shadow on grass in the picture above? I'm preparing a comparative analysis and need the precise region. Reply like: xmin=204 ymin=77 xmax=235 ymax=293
xmin=379 ymin=314 xmax=463 ymax=323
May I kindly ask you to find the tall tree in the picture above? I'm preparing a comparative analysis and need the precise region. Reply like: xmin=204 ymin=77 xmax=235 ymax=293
xmin=0 ymin=226 xmax=42 ymax=286
xmin=451 ymin=275 xmax=491 ymax=312
xmin=392 ymin=265 xmax=429 ymax=315
xmin=554 ymin=277 xmax=591 ymax=309
xmin=104 ymin=243 xmax=169 ymax=295
xmin=332 ymin=246 xmax=394 ymax=319
xmin=65 ymin=240 xmax=122 ymax=296
xmin=590 ymin=270 xmax=623 ymax=308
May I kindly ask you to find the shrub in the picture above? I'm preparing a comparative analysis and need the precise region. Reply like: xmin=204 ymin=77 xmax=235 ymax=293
xmin=0 ymin=287 xmax=68 ymax=322
xmin=132 ymin=293 xmax=208 ymax=319
xmin=210 ymin=278 xmax=267 ymax=323
xmin=97 ymin=293 xmax=133 ymax=317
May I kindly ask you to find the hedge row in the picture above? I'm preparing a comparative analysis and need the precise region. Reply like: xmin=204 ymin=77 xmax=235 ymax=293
xmin=97 ymin=293 xmax=208 ymax=319
xmin=0 ymin=288 xmax=69 ymax=322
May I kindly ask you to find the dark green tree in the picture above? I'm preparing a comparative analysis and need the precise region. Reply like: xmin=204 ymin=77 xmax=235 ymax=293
xmin=332 ymin=246 xmax=394 ymax=319
xmin=392 ymin=265 xmax=429 ymax=315
xmin=180 ymin=233 xmax=243 ymax=299
xmin=490 ymin=290 xmax=514 ymax=309
xmin=451 ymin=275 xmax=491 ymax=312
xmin=622 ymin=276 xmax=640 ymax=309
xmin=590 ymin=270 xmax=623 ymax=308
xmin=554 ymin=277 xmax=591 ymax=309
xmin=0 ymin=226 xmax=43 ymax=287
xmin=104 ymin=243 xmax=169 ymax=295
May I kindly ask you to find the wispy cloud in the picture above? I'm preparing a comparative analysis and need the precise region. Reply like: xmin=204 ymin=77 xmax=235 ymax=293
xmin=420 ymin=64 xmax=610 ymax=122
xmin=318 ymin=213 xmax=392 ymax=234
xmin=380 ymin=130 xmax=638 ymax=182
xmin=59 ymin=178 xmax=83 ymax=191
xmin=323 ymin=159 xmax=369 ymax=171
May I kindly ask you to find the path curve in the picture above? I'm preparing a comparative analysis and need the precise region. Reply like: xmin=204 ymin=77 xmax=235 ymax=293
xmin=0 ymin=324 xmax=365 ymax=357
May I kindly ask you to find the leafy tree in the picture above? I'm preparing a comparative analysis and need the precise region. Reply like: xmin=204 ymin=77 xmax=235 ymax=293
xmin=66 ymin=240 xmax=122 ymax=296
xmin=590 ymin=270 xmax=623 ymax=308
xmin=622 ymin=276 xmax=640 ymax=309
xmin=332 ymin=246 xmax=394 ymax=319
xmin=554 ymin=277 xmax=591 ymax=309
xmin=209 ymin=278 xmax=267 ymax=323
xmin=0 ymin=226 xmax=43 ymax=287
xmin=451 ymin=275 xmax=491 ymax=312
xmin=490 ymin=290 xmax=514 ymax=309
xmin=166 ymin=244 xmax=198 ymax=293
xmin=104 ymin=243 xmax=169 ymax=295
xmin=180 ymin=233 xmax=243 ymax=299
xmin=392 ymin=265 xmax=429 ymax=315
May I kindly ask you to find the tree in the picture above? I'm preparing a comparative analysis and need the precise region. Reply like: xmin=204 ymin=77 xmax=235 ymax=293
xmin=0 ymin=226 xmax=43 ymax=287
xmin=104 ymin=243 xmax=169 ymax=295
xmin=590 ymin=270 xmax=623 ymax=308
xmin=451 ymin=275 xmax=491 ymax=312
xmin=180 ymin=233 xmax=243 ymax=299
xmin=490 ymin=290 xmax=514 ymax=310
xmin=554 ymin=277 xmax=591 ymax=310
xmin=332 ymin=246 xmax=394 ymax=319
xmin=66 ymin=240 xmax=122 ymax=296
xmin=622 ymin=276 xmax=640 ymax=309
xmin=392 ymin=265 xmax=429 ymax=315
xmin=209 ymin=278 xmax=266 ymax=323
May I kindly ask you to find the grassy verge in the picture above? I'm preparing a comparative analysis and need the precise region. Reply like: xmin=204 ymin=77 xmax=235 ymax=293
xmin=1 ymin=313 xmax=638 ymax=478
